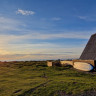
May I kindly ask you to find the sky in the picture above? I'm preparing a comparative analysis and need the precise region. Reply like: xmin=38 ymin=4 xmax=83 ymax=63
xmin=0 ymin=0 xmax=96 ymax=61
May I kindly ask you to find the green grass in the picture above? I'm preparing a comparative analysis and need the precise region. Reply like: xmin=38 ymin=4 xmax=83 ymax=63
xmin=0 ymin=61 xmax=96 ymax=96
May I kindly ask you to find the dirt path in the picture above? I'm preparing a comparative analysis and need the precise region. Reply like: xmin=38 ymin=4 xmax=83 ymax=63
xmin=18 ymin=80 xmax=52 ymax=96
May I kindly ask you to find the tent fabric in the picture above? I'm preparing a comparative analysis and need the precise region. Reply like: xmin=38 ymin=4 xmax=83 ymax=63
xmin=80 ymin=33 xmax=96 ymax=60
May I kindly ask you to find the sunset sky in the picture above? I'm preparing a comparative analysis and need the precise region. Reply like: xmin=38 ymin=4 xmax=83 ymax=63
xmin=0 ymin=0 xmax=96 ymax=61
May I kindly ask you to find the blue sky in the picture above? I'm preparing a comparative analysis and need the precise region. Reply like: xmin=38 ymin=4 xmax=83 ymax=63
xmin=0 ymin=0 xmax=95 ymax=61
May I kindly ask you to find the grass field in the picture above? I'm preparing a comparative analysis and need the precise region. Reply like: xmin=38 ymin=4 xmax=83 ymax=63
xmin=0 ymin=61 xmax=96 ymax=96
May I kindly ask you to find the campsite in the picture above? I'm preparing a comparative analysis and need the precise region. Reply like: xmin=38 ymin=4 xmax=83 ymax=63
xmin=0 ymin=0 xmax=96 ymax=96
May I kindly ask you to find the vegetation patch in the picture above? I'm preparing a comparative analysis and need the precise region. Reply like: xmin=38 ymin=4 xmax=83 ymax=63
xmin=0 ymin=61 xmax=96 ymax=96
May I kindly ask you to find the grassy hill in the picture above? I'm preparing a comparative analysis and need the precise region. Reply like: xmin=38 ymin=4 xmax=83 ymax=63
xmin=0 ymin=61 xmax=96 ymax=96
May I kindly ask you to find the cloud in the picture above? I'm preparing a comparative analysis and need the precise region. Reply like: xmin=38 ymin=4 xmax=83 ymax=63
xmin=0 ymin=49 xmax=10 ymax=55
xmin=23 ymin=31 xmax=91 ymax=39
xmin=0 ymin=16 xmax=90 ymax=41
xmin=78 ymin=16 xmax=96 ymax=21
xmin=52 ymin=17 xmax=61 ymax=21
xmin=31 ymin=32 xmax=89 ymax=39
xmin=0 ymin=16 xmax=93 ymax=60
xmin=16 ymin=9 xmax=35 ymax=15
xmin=0 ymin=16 xmax=25 ymax=33
xmin=0 ymin=33 xmax=85 ymax=55
xmin=0 ymin=52 xmax=80 ymax=61
xmin=0 ymin=16 xmax=92 ymax=40
xmin=78 ymin=16 xmax=87 ymax=20
xmin=0 ymin=31 xmax=90 ymax=45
